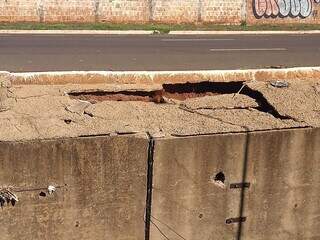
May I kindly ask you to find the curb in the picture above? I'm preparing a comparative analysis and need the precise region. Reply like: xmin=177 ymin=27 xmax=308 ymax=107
xmin=169 ymin=30 xmax=320 ymax=35
xmin=0 ymin=30 xmax=155 ymax=35
xmin=9 ymin=67 xmax=320 ymax=85
xmin=1 ymin=29 xmax=320 ymax=35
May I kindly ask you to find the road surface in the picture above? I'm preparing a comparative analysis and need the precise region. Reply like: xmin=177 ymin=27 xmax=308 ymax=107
xmin=0 ymin=34 xmax=319 ymax=72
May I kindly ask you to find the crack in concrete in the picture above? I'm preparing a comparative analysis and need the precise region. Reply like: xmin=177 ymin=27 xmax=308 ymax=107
xmin=178 ymin=104 xmax=250 ymax=131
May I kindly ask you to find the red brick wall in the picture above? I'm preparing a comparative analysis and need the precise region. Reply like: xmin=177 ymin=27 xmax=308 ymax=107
xmin=0 ymin=0 xmax=319 ymax=24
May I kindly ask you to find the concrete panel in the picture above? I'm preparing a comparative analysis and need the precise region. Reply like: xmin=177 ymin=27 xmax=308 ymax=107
xmin=0 ymin=135 xmax=148 ymax=240
xmin=151 ymin=133 xmax=247 ymax=240
xmin=241 ymin=128 xmax=320 ymax=240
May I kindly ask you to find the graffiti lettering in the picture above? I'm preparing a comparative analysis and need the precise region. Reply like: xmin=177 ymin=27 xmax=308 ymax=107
xmin=253 ymin=0 xmax=320 ymax=18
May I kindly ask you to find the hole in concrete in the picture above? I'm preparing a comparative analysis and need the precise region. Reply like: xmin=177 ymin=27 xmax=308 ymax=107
xmin=199 ymin=214 xmax=203 ymax=219
xmin=64 ymin=119 xmax=72 ymax=124
xmin=214 ymin=172 xmax=225 ymax=183
xmin=84 ymin=111 xmax=94 ymax=117
xmin=162 ymin=82 xmax=243 ymax=100
xmin=226 ymin=219 xmax=233 ymax=224
xmin=75 ymin=221 xmax=80 ymax=227
xmin=11 ymin=199 xmax=16 ymax=206
xmin=68 ymin=81 xmax=291 ymax=120
xmin=212 ymin=171 xmax=226 ymax=189
xmin=39 ymin=191 xmax=46 ymax=197
xmin=69 ymin=90 xmax=165 ymax=104
xmin=69 ymin=82 xmax=243 ymax=103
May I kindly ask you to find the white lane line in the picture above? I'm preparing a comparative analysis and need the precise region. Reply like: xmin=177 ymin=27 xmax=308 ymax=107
xmin=210 ymin=48 xmax=287 ymax=51
xmin=162 ymin=38 xmax=234 ymax=42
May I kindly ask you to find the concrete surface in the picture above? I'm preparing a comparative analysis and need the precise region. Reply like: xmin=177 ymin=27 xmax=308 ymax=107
xmin=242 ymin=128 xmax=320 ymax=240
xmin=151 ymin=127 xmax=320 ymax=240
xmin=1 ymin=34 xmax=320 ymax=71
xmin=151 ymin=133 xmax=247 ymax=240
xmin=0 ymin=135 xmax=148 ymax=240
xmin=0 ymin=69 xmax=319 ymax=240
xmin=1 ymin=68 xmax=320 ymax=141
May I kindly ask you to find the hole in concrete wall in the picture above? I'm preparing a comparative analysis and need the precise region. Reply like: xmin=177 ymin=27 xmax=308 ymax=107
xmin=39 ymin=191 xmax=46 ymax=197
xmin=214 ymin=172 xmax=225 ymax=183
xmin=198 ymin=213 xmax=203 ymax=219
xmin=212 ymin=171 xmax=226 ymax=189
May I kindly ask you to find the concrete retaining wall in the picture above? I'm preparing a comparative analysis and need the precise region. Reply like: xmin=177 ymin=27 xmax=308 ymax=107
xmin=0 ymin=128 xmax=318 ymax=239
xmin=150 ymin=128 xmax=320 ymax=240
xmin=2 ymin=0 xmax=320 ymax=24
xmin=0 ymin=68 xmax=319 ymax=239
xmin=0 ymin=135 xmax=149 ymax=240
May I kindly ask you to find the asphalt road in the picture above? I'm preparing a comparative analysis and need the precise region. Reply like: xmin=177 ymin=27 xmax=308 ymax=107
xmin=1 ymin=34 xmax=320 ymax=72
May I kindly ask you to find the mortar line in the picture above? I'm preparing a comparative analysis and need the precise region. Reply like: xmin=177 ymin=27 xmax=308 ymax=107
xmin=145 ymin=133 xmax=155 ymax=240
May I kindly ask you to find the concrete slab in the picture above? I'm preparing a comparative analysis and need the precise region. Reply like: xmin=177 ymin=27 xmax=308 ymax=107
xmin=242 ymin=128 xmax=320 ymax=240
xmin=150 ymin=133 xmax=247 ymax=240
xmin=0 ymin=135 xmax=148 ymax=240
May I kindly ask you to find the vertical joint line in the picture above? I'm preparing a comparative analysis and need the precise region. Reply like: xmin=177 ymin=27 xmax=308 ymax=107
xmin=198 ymin=0 xmax=203 ymax=22
xmin=149 ymin=0 xmax=154 ymax=22
xmin=94 ymin=0 xmax=100 ymax=23
xmin=145 ymin=134 xmax=155 ymax=240
xmin=241 ymin=0 xmax=247 ymax=23
xmin=37 ymin=0 xmax=44 ymax=23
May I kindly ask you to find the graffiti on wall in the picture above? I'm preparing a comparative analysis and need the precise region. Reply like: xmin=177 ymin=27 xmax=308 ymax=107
xmin=253 ymin=0 xmax=320 ymax=18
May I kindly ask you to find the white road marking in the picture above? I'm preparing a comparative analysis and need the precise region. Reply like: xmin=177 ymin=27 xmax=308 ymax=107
xmin=210 ymin=48 xmax=287 ymax=51
xmin=162 ymin=38 xmax=234 ymax=42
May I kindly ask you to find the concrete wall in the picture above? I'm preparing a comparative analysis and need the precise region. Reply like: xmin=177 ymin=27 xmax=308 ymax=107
xmin=0 ymin=128 xmax=319 ymax=239
xmin=150 ymin=128 xmax=320 ymax=240
xmin=0 ymin=135 xmax=148 ymax=240
xmin=242 ymin=128 xmax=320 ymax=240
xmin=151 ymin=133 xmax=247 ymax=240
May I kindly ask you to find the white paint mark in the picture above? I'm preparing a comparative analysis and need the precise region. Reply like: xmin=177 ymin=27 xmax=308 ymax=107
xmin=162 ymin=38 xmax=234 ymax=42
xmin=210 ymin=48 xmax=287 ymax=51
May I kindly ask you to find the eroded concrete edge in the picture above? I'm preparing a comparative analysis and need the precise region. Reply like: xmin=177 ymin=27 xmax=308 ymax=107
xmin=9 ymin=67 xmax=320 ymax=85
xmin=1 ymin=67 xmax=319 ymax=142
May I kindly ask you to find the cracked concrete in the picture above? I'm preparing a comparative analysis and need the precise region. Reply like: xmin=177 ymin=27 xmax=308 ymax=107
xmin=0 ymin=72 xmax=319 ymax=142
xmin=247 ymin=79 xmax=320 ymax=127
